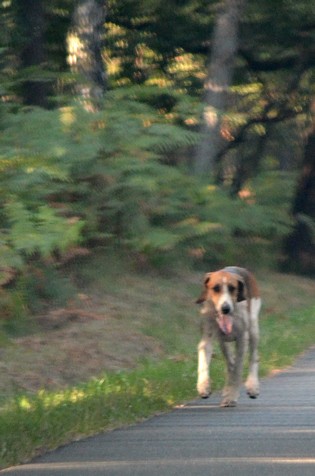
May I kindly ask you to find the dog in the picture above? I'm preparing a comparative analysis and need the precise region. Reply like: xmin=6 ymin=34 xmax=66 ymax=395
xmin=196 ymin=266 xmax=261 ymax=407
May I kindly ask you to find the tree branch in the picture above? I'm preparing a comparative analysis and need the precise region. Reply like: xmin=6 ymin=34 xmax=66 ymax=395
xmin=239 ymin=48 xmax=315 ymax=72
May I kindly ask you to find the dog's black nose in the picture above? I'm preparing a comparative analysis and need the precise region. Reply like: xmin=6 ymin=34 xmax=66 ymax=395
xmin=221 ymin=302 xmax=231 ymax=314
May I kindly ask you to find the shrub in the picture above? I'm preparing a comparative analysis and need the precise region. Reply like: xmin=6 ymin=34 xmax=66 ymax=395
xmin=0 ymin=88 xmax=296 ymax=321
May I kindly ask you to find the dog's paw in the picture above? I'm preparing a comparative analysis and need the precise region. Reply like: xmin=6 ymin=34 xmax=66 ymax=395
xmin=247 ymin=389 xmax=259 ymax=399
xmin=197 ymin=380 xmax=211 ymax=399
xmin=221 ymin=386 xmax=239 ymax=407
xmin=245 ymin=379 xmax=260 ymax=399
xmin=220 ymin=397 xmax=237 ymax=408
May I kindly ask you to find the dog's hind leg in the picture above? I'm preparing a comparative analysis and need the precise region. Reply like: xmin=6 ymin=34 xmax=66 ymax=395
xmin=245 ymin=297 xmax=261 ymax=398
xmin=197 ymin=337 xmax=213 ymax=398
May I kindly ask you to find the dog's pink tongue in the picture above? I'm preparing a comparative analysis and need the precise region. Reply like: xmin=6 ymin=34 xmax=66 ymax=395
xmin=217 ymin=314 xmax=233 ymax=335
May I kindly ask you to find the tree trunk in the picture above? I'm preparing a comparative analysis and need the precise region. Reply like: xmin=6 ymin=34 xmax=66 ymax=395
xmin=67 ymin=0 xmax=107 ymax=109
xmin=195 ymin=0 xmax=246 ymax=177
xmin=230 ymin=127 xmax=269 ymax=196
xmin=14 ymin=0 xmax=48 ymax=107
xmin=283 ymin=101 xmax=315 ymax=274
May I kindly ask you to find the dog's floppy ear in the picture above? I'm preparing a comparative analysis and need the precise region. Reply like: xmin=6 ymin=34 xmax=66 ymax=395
xmin=237 ymin=277 xmax=247 ymax=302
xmin=195 ymin=273 xmax=211 ymax=304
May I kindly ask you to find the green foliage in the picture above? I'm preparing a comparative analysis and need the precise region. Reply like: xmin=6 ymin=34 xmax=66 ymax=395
xmin=0 ymin=107 xmax=91 ymax=269
xmin=5 ymin=201 xmax=83 ymax=258
xmin=0 ymin=0 xmax=312 ymax=284
xmin=16 ymin=264 xmax=76 ymax=313
xmin=295 ymin=213 xmax=315 ymax=246
xmin=106 ymin=0 xmax=212 ymax=91
xmin=0 ymin=89 xmax=199 ymax=316
xmin=0 ymin=90 xmax=296 ymax=290
xmin=175 ymin=170 xmax=295 ymax=269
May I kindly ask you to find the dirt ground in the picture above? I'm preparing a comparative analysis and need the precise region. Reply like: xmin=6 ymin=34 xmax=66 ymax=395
xmin=0 ymin=293 xmax=164 ymax=398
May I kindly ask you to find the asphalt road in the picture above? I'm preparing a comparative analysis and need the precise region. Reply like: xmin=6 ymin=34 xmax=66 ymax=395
xmin=2 ymin=346 xmax=315 ymax=476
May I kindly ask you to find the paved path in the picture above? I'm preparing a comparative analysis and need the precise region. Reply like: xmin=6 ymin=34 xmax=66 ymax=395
xmin=2 ymin=346 xmax=315 ymax=475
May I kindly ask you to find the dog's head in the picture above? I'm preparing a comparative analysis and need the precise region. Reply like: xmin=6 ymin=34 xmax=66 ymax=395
xmin=196 ymin=270 xmax=246 ymax=335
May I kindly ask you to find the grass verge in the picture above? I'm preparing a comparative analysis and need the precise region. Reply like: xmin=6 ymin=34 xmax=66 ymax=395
xmin=0 ymin=261 xmax=314 ymax=469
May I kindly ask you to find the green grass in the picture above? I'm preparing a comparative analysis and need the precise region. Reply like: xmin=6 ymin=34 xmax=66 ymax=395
xmin=0 ymin=255 xmax=314 ymax=469
xmin=0 ymin=358 xmax=200 ymax=468
xmin=260 ymin=305 xmax=315 ymax=374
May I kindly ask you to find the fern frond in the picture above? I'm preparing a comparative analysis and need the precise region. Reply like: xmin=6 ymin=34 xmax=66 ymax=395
xmin=5 ymin=200 xmax=83 ymax=258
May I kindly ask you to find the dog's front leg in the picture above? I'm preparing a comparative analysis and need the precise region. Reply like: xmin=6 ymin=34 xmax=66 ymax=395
xmin=245 ymin=299 xmax=261 ymax=399
xmin=197 ymin=337 xmax=213 ymax=398
xmin=220 ymin=337 xmax=245 ymax=407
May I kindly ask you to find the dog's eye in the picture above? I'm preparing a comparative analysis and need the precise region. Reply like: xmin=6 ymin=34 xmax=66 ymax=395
xmin=228 ymin=284 xmax=236 ymax=293
xmin=212 ymin=285 xmax=221 ymax=293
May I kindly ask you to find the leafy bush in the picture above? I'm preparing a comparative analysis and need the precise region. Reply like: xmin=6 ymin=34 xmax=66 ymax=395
xmin=0 ymin=88 xmax=296 ymax=321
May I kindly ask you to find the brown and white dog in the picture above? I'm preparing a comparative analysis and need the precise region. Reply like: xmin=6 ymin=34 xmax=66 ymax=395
xmin=196 ymin=266 xmax=261 ymax=407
